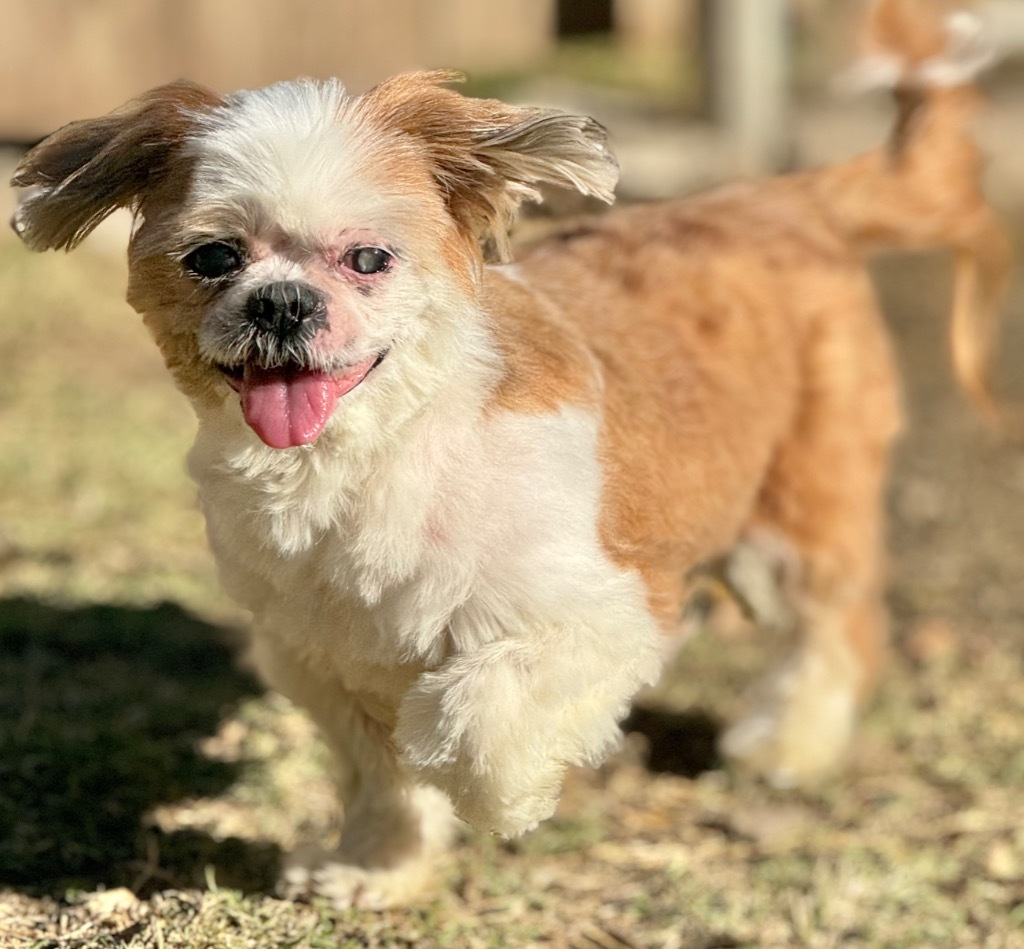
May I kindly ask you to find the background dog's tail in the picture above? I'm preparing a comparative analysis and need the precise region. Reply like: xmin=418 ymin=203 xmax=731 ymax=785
xmin=815 ymin=0 xmax=1013 ymax=419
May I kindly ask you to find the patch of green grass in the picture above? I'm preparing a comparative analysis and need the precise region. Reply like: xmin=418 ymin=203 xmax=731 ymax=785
xmin=0 ymin=240 xmax=222 ymax=615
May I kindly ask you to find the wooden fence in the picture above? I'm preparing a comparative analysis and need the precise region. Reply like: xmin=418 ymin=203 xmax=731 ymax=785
xmin=0 ymin=0 xmax=556 ymax=140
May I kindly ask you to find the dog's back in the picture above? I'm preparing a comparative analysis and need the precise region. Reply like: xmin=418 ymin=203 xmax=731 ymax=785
xmin=481 ymin=0 xmax=1010 ymax=786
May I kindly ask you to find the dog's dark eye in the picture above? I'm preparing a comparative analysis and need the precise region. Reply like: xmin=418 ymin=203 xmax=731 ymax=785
xmin=347 ymin=247 xmax=392 ymax=275
xmin=183 ymin=242 xmax=244 ymax=280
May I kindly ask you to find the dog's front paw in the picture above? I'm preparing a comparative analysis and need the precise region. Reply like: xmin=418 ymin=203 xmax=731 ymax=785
xmin=395 ymin=670 xmax=564 ymax=837
xmin=395 ymin=640 xmax=606 ymax=836
xmin=719 ymin=650 xmax=858 ymax=788
xmin=395 ymin=617 xmax=661 ymax=835
xmin=281 ymin=849 xmax=433 ymax=910
xmin=280 ymin=784 xmax=457 ymax=909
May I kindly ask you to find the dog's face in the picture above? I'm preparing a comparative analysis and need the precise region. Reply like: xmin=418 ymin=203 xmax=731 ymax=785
xmin=12 ymin=72 xmax=617 ymax=448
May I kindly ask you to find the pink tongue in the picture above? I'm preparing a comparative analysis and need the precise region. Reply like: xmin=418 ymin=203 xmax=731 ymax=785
xmin=240 ymin=359 xmax=375 ymax=449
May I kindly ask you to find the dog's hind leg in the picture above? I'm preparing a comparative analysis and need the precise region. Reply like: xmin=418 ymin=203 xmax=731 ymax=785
xmin=251 ymin=636 xmax=457 ymax=909
xmin=720 ymin=569 xmax=890 ymax=788
xmin=720 ymin=271 xmax=903 ymax=787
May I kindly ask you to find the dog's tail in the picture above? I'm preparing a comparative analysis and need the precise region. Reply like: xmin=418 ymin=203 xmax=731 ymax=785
xmin=815 ymin=0 xmax=1013 ymax=420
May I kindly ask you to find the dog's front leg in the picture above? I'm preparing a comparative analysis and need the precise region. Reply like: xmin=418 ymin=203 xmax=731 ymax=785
xmin=249 ymin=634 xmax=456 ymax=909
xmin=393 ymin=615 xmax=663 ymax=837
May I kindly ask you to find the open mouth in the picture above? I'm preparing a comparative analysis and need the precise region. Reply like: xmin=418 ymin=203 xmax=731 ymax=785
xmin=217 ymin=349 xmax=389 ymax=449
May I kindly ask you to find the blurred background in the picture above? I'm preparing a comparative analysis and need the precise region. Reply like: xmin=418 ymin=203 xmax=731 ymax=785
xmin=2 ymin=0 xmax=1024 ymax=201
xmin=1 ymin=2 xmax=1024 ymax=947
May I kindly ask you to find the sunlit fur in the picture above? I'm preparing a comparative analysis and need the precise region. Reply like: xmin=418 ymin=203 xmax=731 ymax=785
xmin=10 ymin=0 xmax=1010 ymax=909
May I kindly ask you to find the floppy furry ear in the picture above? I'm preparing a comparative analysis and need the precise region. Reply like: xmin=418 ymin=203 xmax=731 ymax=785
xmin=11 ymin=80 xmax=222 ymax=251
xmin=363 ymin=70 xmax=619 ymax=260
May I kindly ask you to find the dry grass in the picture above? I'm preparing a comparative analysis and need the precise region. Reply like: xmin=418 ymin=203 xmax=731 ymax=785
xmin=0 ymin=223 xmax=1022 ymax=949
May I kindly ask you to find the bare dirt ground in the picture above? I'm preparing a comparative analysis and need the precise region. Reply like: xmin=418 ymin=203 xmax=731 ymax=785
xmin=0 ymin=86 xmax=1022 ymax=948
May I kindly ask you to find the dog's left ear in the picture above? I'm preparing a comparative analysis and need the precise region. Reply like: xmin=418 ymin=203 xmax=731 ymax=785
xmin=363 ymin=71 xmax=619 ymax=260
xmin=11 ymin=80 xmax=222 ymax=252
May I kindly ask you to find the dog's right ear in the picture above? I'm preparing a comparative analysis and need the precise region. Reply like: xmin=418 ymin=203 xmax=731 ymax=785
xmin=10 ymin=80 xmax=222 ymax=251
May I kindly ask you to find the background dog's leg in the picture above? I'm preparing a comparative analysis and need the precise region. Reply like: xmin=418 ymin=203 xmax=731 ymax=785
xmin=720 ymin=586 xmax=888 ymax=788
xmin=721 ymin=269 xmax=902 ymax=787
xmin=250 ymin=636 xmax=457 ymax=909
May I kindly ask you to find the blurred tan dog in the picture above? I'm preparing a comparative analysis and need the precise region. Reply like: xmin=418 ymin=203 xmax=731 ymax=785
xmin=10 ymin=0 xmax=1009 ymax=907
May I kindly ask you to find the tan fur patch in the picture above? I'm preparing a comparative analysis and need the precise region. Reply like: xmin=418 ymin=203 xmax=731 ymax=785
xmin=497 ymin=187 xmax=896 ymax=628
xmin=12 ymin=81 xmax=223 ymax=251
xmin=864 ymin=0 xmax=960 ymax=65
xmin=127 ymin=149 xmax=229 ymax=408
xmin=483 ymin=271 xmax=601 ymax=415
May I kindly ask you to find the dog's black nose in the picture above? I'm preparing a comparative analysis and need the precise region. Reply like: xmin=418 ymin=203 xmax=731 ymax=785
xmin=245 ymin=281 xmax=326 ymax=339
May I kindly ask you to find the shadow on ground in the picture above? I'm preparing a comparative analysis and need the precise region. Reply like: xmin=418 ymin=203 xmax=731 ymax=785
xmin=0 ymin=598 xmax=279 ymax=896
xmin=624 ymin=706 xmax=724 ymax=778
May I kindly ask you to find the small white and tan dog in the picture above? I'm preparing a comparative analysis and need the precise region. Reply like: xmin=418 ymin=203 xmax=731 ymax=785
xmin=11 ymin=0 xmax=1010 ymax=907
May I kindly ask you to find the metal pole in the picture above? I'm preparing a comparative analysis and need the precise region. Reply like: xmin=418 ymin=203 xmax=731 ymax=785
xmin=713 ymin=0 xmax=791 ymax=175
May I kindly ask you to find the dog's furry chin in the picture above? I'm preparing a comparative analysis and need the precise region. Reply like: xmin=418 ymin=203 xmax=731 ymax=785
xmin=11 ymin=0 xmax=1011 ymax=909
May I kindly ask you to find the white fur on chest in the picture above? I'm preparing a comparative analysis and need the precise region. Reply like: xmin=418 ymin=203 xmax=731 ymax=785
xmin=189 ymin=392 xmax=656 ymax=676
